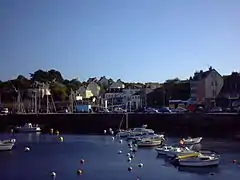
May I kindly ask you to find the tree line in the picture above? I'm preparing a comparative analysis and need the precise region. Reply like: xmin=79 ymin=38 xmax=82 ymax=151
xmin=0 ymin=69 xmax=84 ymax=102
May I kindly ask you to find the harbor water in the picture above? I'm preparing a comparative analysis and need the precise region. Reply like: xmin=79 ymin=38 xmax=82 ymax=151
xmin=0 ymin=133 xmax=240 ymax=180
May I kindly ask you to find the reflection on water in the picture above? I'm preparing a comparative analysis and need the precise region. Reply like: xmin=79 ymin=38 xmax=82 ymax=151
xmin=178 ymin=166 xmax=220 ymax=175
xmin=27 ymin=132 xmax=41 ymax=142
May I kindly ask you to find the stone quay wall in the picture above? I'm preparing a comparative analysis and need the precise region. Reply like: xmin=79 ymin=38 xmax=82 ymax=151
xmin=0 ymin=113 xmax=239 ymax=137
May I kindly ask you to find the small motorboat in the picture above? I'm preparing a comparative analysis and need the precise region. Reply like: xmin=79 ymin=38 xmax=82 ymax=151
xmin=177 ymin=154 xmax=220 ymax=167
xmin=128 ymin=133 xmax=163 ymax=142
xmin=0 ymin=139 xmax=16 ymax=151
xmin=181 ymin=137 xmax=203 ymax=145
xmin=166 ymin=147 xmax=198 ymax=158
xmin=137 ymin=135 xmax=164 ymax=147
xmin=116 ymin=125 xmax=154 ymax=138
xmin=155 ymin=145 xmax=174 ymax=155
xmin=15 ymin=123 xmax=41 ymax=133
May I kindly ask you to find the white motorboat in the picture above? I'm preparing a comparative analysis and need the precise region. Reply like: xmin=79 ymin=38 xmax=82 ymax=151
xmin=15 ymin=123 xmax=41 ymax=132
xmin=137 ymin=135 xmax=164 ymax=147
xmin=178 ymin=154 xmax=220 ymax=167
xmin=0 ymin=139 xmax=16 ymax=151
xmin=181 ymin=137 xmax=203 ymax=145
xmin=166 ymin=147 xmax=198 ymax=158
xmin=155 ymin=145 xmax=175 ymax=155
xmin=116 ymin=126 xmax=154 ymax=138
xmin=128 ymin=133 xmax=162 ymax=141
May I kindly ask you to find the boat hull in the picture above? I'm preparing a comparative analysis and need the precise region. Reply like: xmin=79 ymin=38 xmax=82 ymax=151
xmin=166 ymin=151 xmax=197 ymax=158
xmin=183 ymin=137 xmax=203 ymax=145
xmin=0 ymin=144 xmax=14 ymax=151
xmin=155 ymin=146 xmax=174 ymax=155
xmin=179 ymin=158 xmax=220 ymax=167
xmin=15 ymin=127 xmax=41 ymax=133
xmin=137 ymin=141 xmax=162 ymax=147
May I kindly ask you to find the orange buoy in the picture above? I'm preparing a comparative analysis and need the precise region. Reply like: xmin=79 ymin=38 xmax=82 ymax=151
xmin=179 ymin=140 xmax=184 ymax=145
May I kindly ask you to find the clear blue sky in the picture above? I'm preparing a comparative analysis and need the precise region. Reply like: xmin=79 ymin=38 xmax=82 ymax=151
xmin=0 ymin=0 xmax=240 ymax=82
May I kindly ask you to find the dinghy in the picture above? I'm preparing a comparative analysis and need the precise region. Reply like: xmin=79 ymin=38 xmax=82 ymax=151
xmin=0 ymin=139 xmax=16 ymax=151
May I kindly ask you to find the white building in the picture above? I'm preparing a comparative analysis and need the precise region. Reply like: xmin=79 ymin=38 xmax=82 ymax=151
xmin=87 ymin=81 xmax=100 ymax=97
xmin=104 ymin=88 xmax=142 ymax=110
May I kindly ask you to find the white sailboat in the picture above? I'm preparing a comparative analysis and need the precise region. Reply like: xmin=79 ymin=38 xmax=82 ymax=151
xmin=15 ymin=123 xmax=41 ymax=132
xmin=0 ymin=139 xmax=16 ymax=151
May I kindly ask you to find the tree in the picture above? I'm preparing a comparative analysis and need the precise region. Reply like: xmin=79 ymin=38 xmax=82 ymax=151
xmin=63 ymin=78 xmax=82 ymax=94
xmin=50 ymin=83 xmax=68 ymax=101
xmin=30 ymin=69 xmax=63 ymax=83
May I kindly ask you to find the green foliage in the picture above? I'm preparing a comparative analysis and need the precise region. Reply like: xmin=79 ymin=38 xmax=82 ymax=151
xmin=30 ymin=69 xmax=63 ymax=83
xmin=50 ymin=83 xmax=68 ymax=101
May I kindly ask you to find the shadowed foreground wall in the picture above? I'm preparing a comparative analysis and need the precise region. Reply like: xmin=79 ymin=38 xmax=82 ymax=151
xmin=0 ymin=113 xmax=239 ymax=137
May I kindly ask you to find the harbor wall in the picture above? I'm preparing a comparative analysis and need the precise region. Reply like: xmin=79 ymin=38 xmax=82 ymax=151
xmin=0 ymin=113 xmax=240 ymax=137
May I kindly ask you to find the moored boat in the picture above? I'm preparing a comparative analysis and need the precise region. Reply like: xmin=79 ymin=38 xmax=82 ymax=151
xmin=128 ymin=133 xmax=163 ymax=142
xmin=137 ymin=135 xmax=165 ymax=147
xmin=15 ymin=123 xmax=41 ymax=133
xmin=177 ymin=154 xmax=220 ymax=167
xmin=0 ymin=139 xmax=16 ymax=151
xmin=155 ymin=145 xmax=174 ymax=155
xmin=181 ymin=137 xmax=203 ymax=145
xmin=166 ymin=147 xmax=198 ymax=158
xmin=116 ymin=125 xmax=154 ymax=138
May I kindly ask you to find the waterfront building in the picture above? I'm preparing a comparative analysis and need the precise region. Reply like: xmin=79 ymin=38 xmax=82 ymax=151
xmin=217 ymin=72 xmax=240 ymax=107
xmin=189 ymin=67 xmax=223 ymax=107
xmin=109 ymin=79 xmax=125 ymax=89
xmin=98 ymin=76 xmax=109 ymax=88
xmin=87 ymin=81 xmax=100 ymax=97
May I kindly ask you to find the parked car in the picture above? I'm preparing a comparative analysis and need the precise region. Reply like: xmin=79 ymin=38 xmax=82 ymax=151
xmin=113 ymin=107 xmax=127 ymax=113
xmin=158 ymin=107 xmax=172 ymax=113
xmin=171 ymin=107 xmax=188 ymax=113
xmin=0 ymin=107 xmax=9 ymax=114
xmin=144 ymin=107 xmax=159 ymax=113
xmin=209 ymin=107 xmax=223 ymax=113
xmin=98 ymin=108 xmax=110 ymax=113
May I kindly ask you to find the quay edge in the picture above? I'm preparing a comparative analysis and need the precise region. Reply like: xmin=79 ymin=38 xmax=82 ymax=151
xmin=0 ymin=113 xmax=239 ymax=138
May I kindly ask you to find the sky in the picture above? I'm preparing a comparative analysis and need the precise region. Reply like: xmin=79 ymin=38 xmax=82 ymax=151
xmin=0 ymin=0 xmax=240 ymax=83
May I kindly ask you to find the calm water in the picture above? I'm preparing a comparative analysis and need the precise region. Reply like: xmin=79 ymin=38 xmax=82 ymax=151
xmin=0 ymin=133 xmax=240 ymax=180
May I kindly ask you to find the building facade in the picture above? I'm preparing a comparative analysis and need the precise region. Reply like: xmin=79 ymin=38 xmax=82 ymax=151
xmin=87 ymin=81 xmax=100 ymax=97
xmin=190 ymin=67 xmax=223 ymax=107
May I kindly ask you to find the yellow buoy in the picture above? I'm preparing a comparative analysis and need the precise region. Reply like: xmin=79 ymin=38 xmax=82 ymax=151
xmin=58 ymin=136 xmax=64 ymax=142
xmin=55 ymin=130 xmax=60 ymax=135
xmin=77 ymin=169 xmax=83 ymax=175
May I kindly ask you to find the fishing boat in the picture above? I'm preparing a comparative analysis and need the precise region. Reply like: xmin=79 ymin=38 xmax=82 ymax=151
xmin=181 ymin=137 xmax=203 ymax=145
xmin=128 ymin=133 xmax=163 ymax=141
xmin=166 ymin=147 xmax=198 ymax=158
xmin=15 ymin=123 xmax=41 ymax=133
xmin=155 ymin=145 xmax=175 ymax=155
xmin=137 ymin=135 xmax=164 ymax=147
xmin=116 ymin=125 xmax=154 ymax=138
xmin=0 ymin=139 xmax=16 ymax=151
xmin=177 ymin=154 xmax=220 ymax=167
